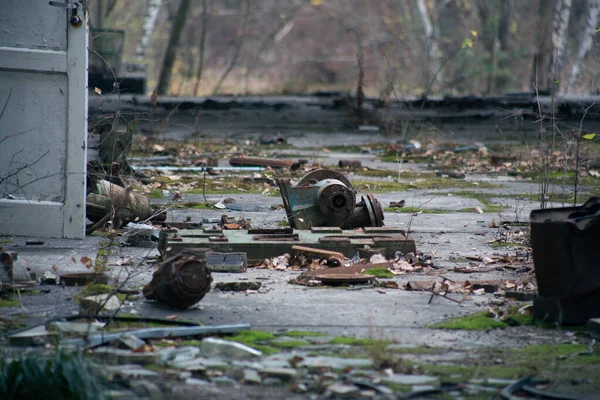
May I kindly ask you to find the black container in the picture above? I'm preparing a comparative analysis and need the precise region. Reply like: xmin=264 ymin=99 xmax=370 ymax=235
xmin=530 ymin=197 xmax=600 ymax=324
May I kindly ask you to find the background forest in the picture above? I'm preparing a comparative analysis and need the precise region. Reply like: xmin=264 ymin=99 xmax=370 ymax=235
xmin=91 ymin=0 xmax=600 ymax=98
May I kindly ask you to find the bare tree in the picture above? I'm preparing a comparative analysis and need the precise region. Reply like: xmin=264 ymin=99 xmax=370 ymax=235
xmin=156 ymin=0 xmax=192 ymax=95
xmin=566 ymin=0 xmax=599 ymax=93
xmin=212 ymin=0 xmax=251 ymax=95
xmin=136 ymin=0 xmax=163 ymax=62
xmin=531 ymin=0 xmax=557 ymax=92
xmin=416 ymin=0 xmax=442 ymax=90
xmin=193 ymin=0 xmax=210 ymax=96
xmin=549 ymin=0 xmax=573 ymax=92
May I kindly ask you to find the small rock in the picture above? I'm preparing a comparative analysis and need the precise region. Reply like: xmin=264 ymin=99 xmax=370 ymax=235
xmin=92 ymin=348 xmax=161 ymax=365
xmin=41 ymin=271 xmax=57 ymax=285
xmin=260 ymin=367 xmax=297 ymax=382
xmin=116 ymin=333 xmax=146 ymax=350
xmin=474 ymin=206 xmax=484 ymax=214
xmin=242 ymin=369 xmax=262 ymax=384
xmin=185 ymin=378 xmax=211 ymax=386
xmin=106 ymin=364 xmax=159 ymax=379
xmin=380 ymin=374 xmax=439 ymax=386
xmin=201 ymin=337 xmax=262 ymax=360
xmin=129 ymin=380 xmax=163 ymax=400
xmin=325 ymin=383 xmax=360 ymax=398
xmin=79 ymin=294 xmax=121 ymax=314
xmin=262 ymin=377 xmax=282 ymax=386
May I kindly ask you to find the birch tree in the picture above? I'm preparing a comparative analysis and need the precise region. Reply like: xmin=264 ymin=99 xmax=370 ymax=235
xmin=416 ymin=0 xmax=442 ymax=89
xmin=136 ymin=0 xmax=163 ymax=62
xmin=156 ymin=0 xmax=192 ymax=95
xmin=566 ymin=0 xmax=599 ymax=93
xmin=549 ymin=0 xmax=573 ymax=92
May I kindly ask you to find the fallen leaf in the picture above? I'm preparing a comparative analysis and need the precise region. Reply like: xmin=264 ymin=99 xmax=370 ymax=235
xmin=94 ymin=87 xmax=102 ymax=95
xmin=165 ymin=315 xmax=180 ymax=320
xmin=474 ymin=206 xmax=484 ymax=214
xmin=80 ymin=256 xmax=93 ymax=269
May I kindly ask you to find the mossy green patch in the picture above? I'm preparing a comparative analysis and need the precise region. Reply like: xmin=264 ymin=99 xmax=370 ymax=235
xmin=363 ymin=267 xmax=394 ymax=278
xmin=225 ymin=330 xmax=279 ymax=355
xmin=490 ymin=241 xmax=526 ymax=248
xmin=429 ymin=312 xmax=509 ymax=331
xmin=280 ymin=330 xmax=327 ymax=337
xmin=276 ymin=220 xmax=290 ymax=227
xmin=430 ymin=307 xmax=536 ymax=331
xmin=329 ymin=336 xmax=391 ymax=346
xmin=271 ymin=339 xmax=311 ymax=348
xmin=147 ymin=189 xmax=163 ymax=198
xmin=351 ymin=178 xmax=499 ymax=193
xmin=175 ymin=202 xmax=214 ymax=210
xmin=0 ymin=298 xmax=20 ymax=307
xmin=436 ymin=191 xmax=509 ymax=213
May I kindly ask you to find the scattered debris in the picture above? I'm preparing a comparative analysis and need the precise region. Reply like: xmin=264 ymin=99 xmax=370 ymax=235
xmin=389 ymin=200 xmax=406 ymax=208
xmin=215 ymin=281 xmax=262 ymax=292
xmin=291 ymin=245 xmax=344 ymax=267
xmin=160 ymin=226 xmax=416 ymax=264
xmin=338 ymin=160 xmax=362 ymax=168
xmin=278 ymin=169 xmax=384 ymax=229
xmin=206 ymin=252 xmax=247 ymax=272
xmin=79 ymin=293 xmax=122 ymax=314
xmin=200 ymin=337 xmax=262 ymax=360
xmin=229 ymin=156 xmax=302 ymax=170
xmin=60 ymin=272 xmax=109 ymax=286
xmin=40 ymin=271 xmax=58 ymax=285
xmin=143 ymin=250 xmax=212 ymax=309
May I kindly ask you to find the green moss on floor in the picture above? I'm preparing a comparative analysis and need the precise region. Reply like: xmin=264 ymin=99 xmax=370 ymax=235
xmin=225 ymin=330 xmax=279 ymax=355
xmin=429 ymin=312 xmax=511 ymax=331
xmin=279 ymin=330 xmax=327 ymax=337
xmin=329 ymin=336 xmax=391 ymax=346
xmin=175 ymin=202 xmax=214 ymax=210
xmin=363 ymin=268 xmax=394 ymax=278
xmin=435 ymin=191 xmax=509 ymax=213
xmin=147 ymin=189 xmax=163 ymax=198
xmin=352 ymin=178 xmax=499 ymax=193
xmin=490 ymin=241 xmax=527 ymax=248
xmin=271 ymin=339 xmax=311 ymax=348
xmin=0 ymin=298 xmax=20 ymax=307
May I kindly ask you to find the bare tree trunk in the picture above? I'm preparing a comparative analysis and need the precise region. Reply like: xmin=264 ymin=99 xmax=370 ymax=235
xmin=416 ymin=0 xmax=442 ymax=90
xmin=495 ymin=0 xmax=513 ymax=92
xmin=566 ymin=0 xmax=599 ymax=93
xmin=549 ymin=0 xmax=573 ymax=92
xmin=136 ymin=0 xmax=163 ymax=62
xmin=212 ymin=0 xmax=251 ymax=95
xmin=530 ymin=0 xmax=556 ymax=92
xmin=156 ymin=0 xmax=192 ymax=95
xmin=193 ymin=0 xmax=210 ymax=96
xmin=477 ymin=1 xmax=496 ymax=94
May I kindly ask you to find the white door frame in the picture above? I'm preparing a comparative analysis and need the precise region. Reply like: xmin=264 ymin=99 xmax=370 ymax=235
xmin=0 ymin=1 xmax=88 ymax=239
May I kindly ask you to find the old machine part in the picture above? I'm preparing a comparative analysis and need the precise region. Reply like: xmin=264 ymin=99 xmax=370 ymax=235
xmin=86 ymin=180 xmax=166 ymax=227
xmin=277 ymin=169 xmax=384 ymax=229
xmin=158 ymin=226 xmax=416 ymax=265
xmin=143 ymin=249 xmax=212 ymax=309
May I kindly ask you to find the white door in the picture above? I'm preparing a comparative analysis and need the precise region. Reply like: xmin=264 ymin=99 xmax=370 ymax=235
xmin=0 ymin=1 xmax=88 ymax=239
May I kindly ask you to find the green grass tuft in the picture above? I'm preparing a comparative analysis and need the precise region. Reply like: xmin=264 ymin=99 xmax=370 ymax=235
xmin=363 ymin=267 xmax=394 ymax=278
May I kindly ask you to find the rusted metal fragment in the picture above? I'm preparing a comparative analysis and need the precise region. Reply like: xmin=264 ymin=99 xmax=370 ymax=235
xmin=338 ymin=160 xmax=362 ymax=168
xmin=86 ymin=180 xmax=165 ymax=228
xmin=143 ymin=249 xmax=212 ymax=309
xmin=291 ymin=245 xmax=345 ymax=267
xmin=278 ymin=169 xmax=384 ymax=230
xmin=159 ymin=227 xmax=416 ymax=264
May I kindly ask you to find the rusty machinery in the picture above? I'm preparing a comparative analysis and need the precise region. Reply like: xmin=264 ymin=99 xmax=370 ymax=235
xmin=277 ymin=169 xmax=384 ymax=230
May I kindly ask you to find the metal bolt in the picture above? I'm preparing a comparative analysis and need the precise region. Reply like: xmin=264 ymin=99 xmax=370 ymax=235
xmin=70 ymin=15 xmax=82 ymax=27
